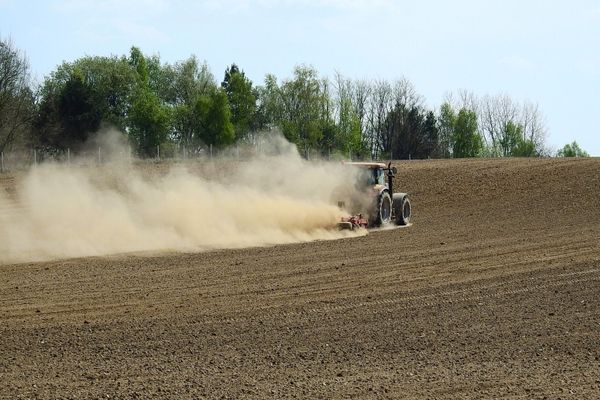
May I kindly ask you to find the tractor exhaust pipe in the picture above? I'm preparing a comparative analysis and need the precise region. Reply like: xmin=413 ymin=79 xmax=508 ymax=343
xmin=386 ymin=162 xmax=397 ymax=194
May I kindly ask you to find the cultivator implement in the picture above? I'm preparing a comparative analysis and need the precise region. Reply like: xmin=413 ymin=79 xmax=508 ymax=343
xmin=338 ymin=214 xmax=368 ymax=230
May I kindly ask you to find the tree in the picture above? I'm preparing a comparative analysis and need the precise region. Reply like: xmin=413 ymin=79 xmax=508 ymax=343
xmin=221 ymin=64 xmax=256 ymax=140
xmin=57 ymin=69 xmax=102 ymax=148
xmin=453 ymin=108 xmax=483 ymax=158
xmin=194 ymin=89 xmax=235 ymax=148
xmin=331 ymin=72 xmax=366 ymax=157
xmin=278 ymin=65 xmax=330 ymax=154
xmin=423 ymin=111 xmax=439 ymax=157
xmin=443 ymin=91 xmax=548 ymax=157
xmin=128 ymin=46 xmax=148 ymax=84
xmin=386 ymin=104 xmax=438 ymax=159
xmin=499 ymin=120 xmax=523 ymax=157
xmin=170 ymin=56 xmax=215 ymax=105
xmin=557 ymin=141 xmax=590 ymax=157
xmin=351 ymin=79 xmax=371 ymax=153
xmin=0 ymin=37 xmax=34 ymax=152
xmin=475 ymin=93 xmax=546 ymax=156
xmin=520 ymin=102 xmax=547 ymax=155
xmin=129 ymin=87 xmax=170 ymax=157
xmin=167 ymin=56 xmax=217 ymax=148
xmin=391 ymin=78 xmax=423 ymax=110
xmin=127 ymin=48 xmax=171 ymax=157
xmin=437 ymin=102 xmax=455 ymax=158
xmin=36 ymin=55 xmax=136 ymax=150
xmin=366 ymin=80 xmax=393 ymax=159
xmin=253 ymin=73 xmax=282 ymax=133
xmin=498 ymin=120 xmax=537 ymax=157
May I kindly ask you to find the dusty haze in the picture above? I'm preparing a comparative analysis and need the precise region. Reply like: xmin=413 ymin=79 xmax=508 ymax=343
xmin=0 ymin=134 xmax=366 ymax=264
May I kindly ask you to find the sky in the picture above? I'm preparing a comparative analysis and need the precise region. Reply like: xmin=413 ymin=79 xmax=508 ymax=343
xmin=1 ymin=0 xmax=599 ymax=155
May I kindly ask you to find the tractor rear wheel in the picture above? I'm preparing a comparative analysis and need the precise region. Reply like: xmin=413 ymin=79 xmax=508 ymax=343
xmin=393 ymin=194 xmax=411 ymax=225
xmin=370 ymin=191 xmax=392 ymax=227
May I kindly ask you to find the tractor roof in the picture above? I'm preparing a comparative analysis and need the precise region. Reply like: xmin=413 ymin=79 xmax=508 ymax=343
xmin=344 ymin=162 xmax=387 ymax=169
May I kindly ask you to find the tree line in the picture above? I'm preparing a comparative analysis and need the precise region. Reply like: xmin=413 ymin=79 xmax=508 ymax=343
xmin=0 ymin=38 xmax=590 ymax=159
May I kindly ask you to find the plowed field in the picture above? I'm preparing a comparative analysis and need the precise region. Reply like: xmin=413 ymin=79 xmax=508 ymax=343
xmin=1 ymin=158 xmax=599 ymax=399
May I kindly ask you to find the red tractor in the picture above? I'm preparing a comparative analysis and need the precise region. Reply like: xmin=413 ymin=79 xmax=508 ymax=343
xmin=338 ymin=162 xmax=411 ymax=230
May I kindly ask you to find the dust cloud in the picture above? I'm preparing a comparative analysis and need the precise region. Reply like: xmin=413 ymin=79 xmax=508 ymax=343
xmin=0 ymin=134 xmax=366 ymax=264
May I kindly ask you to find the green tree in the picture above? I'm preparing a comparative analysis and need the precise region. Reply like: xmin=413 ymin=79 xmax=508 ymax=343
xmin=278 ymin=65 xmax=330 ymax=154
xmin=0 ymin=37 xmax=35 ymax=152
xmin=172 ymin=103 xmax=197 ymax=148
xmin=194 ymin=89 xmax=235 ymax=148
xmin=557 ymin=141 xmax=590 ymax=157
xmin=478 ymin=94 xmax=547 ymax=157
xmin=386 ymin=104 xmax=438 ymax=159
xmin=453 ymin=108 xmax=483 ymax=158
xmin=500 ymin=121 xmax=537 ymax=157
xmin=171 ymin=56 xmax=215 ymax=105
xmin=330 ymin=77 xmax=365 ymax=157
xmin=128 ymin=46 xmax=148 ymax=84
xmin=512 ymin=138 xmax=537 ymax=157
xmin=341 ymin=107 xmax=365 ymax=158
xmin=499 ymin=121 xmax=521 ymax=156
xmin=221 ymin=64 xmax=256 ymax=140
xmin=253 ymin=73 xmax=282 ymax=132
xmin=127 ymin=48 xmax=172 ymax=157
xmin=57 ymin=69 xmax=102 ymax=148
xmin=423 ymin=111 xmax=439 ymax=157
xmin=129 ymin=87 xmax=170 ymax=157
xmin=168 ymin=56 xmax=216 ymax=147
xmin=437 ymin=102 xmax=455 ymax=158
xmin=36 ymin=55 xmax=135 ymax=150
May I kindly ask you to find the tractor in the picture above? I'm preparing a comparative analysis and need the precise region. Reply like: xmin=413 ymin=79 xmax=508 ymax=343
xmin=337 ymin=162 xmax=411 ymax=230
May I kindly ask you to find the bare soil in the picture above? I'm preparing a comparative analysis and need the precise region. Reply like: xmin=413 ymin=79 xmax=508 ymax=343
xmin=1 ymin=157 xmax=599 ymax=399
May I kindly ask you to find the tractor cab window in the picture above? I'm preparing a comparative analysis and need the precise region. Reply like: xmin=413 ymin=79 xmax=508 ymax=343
xmin=374 ymin=168 xmax=385 ymax=185
xmin=356 ymin=167 xmax=386 ymax=188
xmin=357 ymin=169 xmax=376 ymax=187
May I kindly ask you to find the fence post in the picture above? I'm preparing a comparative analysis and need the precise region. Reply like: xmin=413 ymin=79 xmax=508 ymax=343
xmin=67 ymin=148 xmax=70 ymax=164
xmin=157 ymin=145 xmax=160 ymax=160
xmin=210 ymin=144 xmax=213 ymax=159
xmin=1 ymin=152 xmax=4 ymax=173
xmin=34 ymin=149 xmax=37 ymax=166
xmin=98 ymin=147 xmax=101 ymax=164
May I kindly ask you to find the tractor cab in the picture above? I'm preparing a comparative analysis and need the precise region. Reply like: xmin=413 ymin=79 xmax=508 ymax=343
xmin=345 ymin=162 xmax=389 ymax=191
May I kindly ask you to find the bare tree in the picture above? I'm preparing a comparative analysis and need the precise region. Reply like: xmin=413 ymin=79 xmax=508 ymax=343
xmin=479 ymin=94 xmax=515 ymax=153
xmin=457 ymin=89 xmax=479 ymax=113
xmin=392 ymin=77 xmax=424 ymax=110
xmin=351 ymin=78 xmax=370 ymax=135
xmin=479 ymin=94 xmax=547 ymax=156
xmin=520 ymin=101 xmax=548 ymax=155
xmin=332 ymin=71 xmax=351 ymax=125
xmin=366 ymin=79 xmax=394 ymax=158
xmin=0 ymin=37 xmax=34 ymax=152
xmin=444 ymin=90 xmax=479 ymax=114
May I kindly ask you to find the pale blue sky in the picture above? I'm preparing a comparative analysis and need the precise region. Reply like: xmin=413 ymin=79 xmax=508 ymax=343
xmin=1 ymin=0 xmax=598 ymax=155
